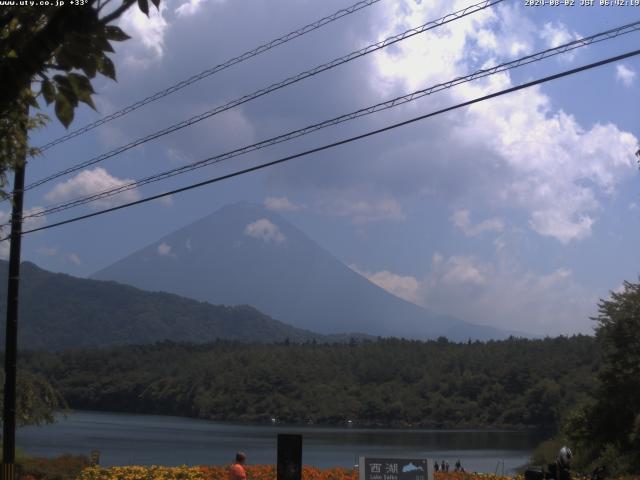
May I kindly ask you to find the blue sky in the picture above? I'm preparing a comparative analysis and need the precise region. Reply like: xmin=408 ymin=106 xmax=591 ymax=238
xmin=4 ymin=0 xmax=640 ymax=336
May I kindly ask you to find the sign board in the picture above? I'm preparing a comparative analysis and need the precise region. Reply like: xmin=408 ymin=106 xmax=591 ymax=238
xmin=358 ymin=457 xmax=433 ymax=480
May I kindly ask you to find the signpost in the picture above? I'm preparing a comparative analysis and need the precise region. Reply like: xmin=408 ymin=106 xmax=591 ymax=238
xmin=358 ymin=457 xmax=434 ymax=480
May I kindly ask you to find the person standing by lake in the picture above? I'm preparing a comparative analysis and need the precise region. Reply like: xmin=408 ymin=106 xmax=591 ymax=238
xmin=229 ymin=452 xmax=247 ymax=480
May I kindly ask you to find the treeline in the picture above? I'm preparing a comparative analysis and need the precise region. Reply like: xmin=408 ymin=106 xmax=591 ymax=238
xmin=20 ymin=335 xmax=598 ymax=430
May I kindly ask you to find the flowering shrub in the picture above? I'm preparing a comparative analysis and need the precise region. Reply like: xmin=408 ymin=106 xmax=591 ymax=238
xmin=78 ymin=466 xmax=203 ymax=480
xmin=435 ymin=474 xmax=514 ymax=480
xmin=77 ymin=466 xmax=640 ymax=480
xmin=79 ymin=465 xmax=357 ymax=480
xmin=200 ymin=466 xmax=356 ymax=480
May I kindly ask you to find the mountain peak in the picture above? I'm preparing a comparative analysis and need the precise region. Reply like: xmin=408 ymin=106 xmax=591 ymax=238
xmin=93 ymin=204 xmax=515 ymax=341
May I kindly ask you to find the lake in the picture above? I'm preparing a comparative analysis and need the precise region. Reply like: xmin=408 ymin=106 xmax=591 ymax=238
xmin=17 ymin=411 xmax=546 ymax=474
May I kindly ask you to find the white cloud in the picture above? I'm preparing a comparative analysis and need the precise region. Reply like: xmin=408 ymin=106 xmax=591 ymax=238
xmin=264 ymin=196 xmax=303 ymax=212
xmin=349 ymin=252 xmax=596 ymax=335
xmin=350 ymin=264 xmax=421 ymax=304
xmin=372 ymin=2 xmax=535 ymax=96
xmin=185 ymin=238 xmax=192 ymax=250
xmin=244 ymin=218 xmax=286 ymax=244
xmin=433 ymin=254 xmax=489 ymax=286
xmin=118 ymin=2 xmax=169 ymax=66
xmin=67 ymin=253 xmax=81 ymax=266
xmin=0 ymin=207 xmax=48 ymax=236
xmin=175 ymin=0 xmax=224 ymax=17
xmin=452 ymin=75 xmax=637 ymax=243
xmin=37 ymin=246 xmax=58 ymax=257
xmin=45 ymin=168 xmax=141 ymax=210
xmin=529 ymin=209 xmax=593 ymax=244
xmin=0 ymin=210 xmax=48 ymax=259
xmin=23 ymin=207 xmax=48 ymax=231
xmin=316 ymin=194 xmax=405 ymax=225
xmin=373 ymin=1 xmax=496 ymax=95
xmin=539 ymin=22 xmax=580 ymax=61
xmin=616 ymin=64 xmax=636 ymax=87
xmin=451 ymin=209 xmax=504 ymax=236
xmin=423 ymin=253 xmax=597 ymax=335
xmin=157 ymin=242 xmax=172 ymax=256
xmin=369 ymin=1 xmax=637 ymax=244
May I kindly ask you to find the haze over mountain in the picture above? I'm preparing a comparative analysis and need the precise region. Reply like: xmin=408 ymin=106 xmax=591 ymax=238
xmin=93 ymin=203 xmax=517 ymax=341
xmin=0 ymin=260 xmax=328 ymax=350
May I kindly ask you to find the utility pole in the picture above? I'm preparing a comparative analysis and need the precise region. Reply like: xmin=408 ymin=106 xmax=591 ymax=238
xmin=2 ymin=107 xmax=27 ymax=480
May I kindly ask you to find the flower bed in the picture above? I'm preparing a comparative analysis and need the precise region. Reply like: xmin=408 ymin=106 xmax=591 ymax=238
xmin=76 ymin=466 xmax=640 ymax=480
xmin=78 ymin=466 xmax=357 ymax=480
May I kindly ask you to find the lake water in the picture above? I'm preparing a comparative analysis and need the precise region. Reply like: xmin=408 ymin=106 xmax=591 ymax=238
xmin=17 ymin=411 xmax=546 ymax=474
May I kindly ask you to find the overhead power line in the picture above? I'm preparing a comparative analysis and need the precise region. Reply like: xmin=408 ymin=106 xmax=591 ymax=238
xmin=22 ymin=0 xmax=505 ymax=194
xmin=35 ymin=0 xmax=385 ymax=152
xmin=6 ymin=48 xmax=639 ymax=241
xmin=19 ymin=20 xmax=640 ymax=221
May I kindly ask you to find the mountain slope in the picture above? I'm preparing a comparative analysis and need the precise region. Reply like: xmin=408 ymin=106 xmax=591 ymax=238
xmin=93 ymin=202 xmax=515 ymax=341
xmin=0 ymin=261 xmax=327 ymax=350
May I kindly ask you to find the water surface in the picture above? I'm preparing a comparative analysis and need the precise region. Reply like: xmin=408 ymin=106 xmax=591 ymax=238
xmin=17 ymin=411 xmax=544 ymax=473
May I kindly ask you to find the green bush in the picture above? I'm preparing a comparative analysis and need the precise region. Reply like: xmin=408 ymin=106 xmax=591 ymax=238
xmin=530 ymin=437 xmax=566 ymax=467
xmin=17 ymin=453 xmax=91 ymax=480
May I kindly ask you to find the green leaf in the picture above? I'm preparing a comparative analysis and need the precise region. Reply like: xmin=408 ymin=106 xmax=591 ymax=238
xmin=138 ymin=0 xmax=149 ymax=16
xmin=104 ymin=25 xmax=131 ymax=42
xmin=61 ymin=88 xmax=78 ymax=108
xmin=67 ymin=73 xmax=96 ymax=111
xmin=90 ymin=33 xmax=114 ymax=53
xmin=67 ymin=73 xmax=95 ymax=94
xmin=53 ymin=76 xmax=78 ymax=108
xmin=96 ymin=55 xmax=116 ymax=81
xmin=54 ymin=94 xmax=74 ymax=128
xmin=41 ymin=79 xmax=56 ymax=105
xmin=81 ymin=55 xmax=98 ymax=79
xmin=77 ymin=92 xmax=96 ymax=110
xmin=53 ymin=74 xmax=72 ymax=91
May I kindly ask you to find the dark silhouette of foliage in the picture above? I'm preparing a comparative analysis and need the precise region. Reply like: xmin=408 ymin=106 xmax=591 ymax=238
xmin=564 ymin=280 xmax=640 ymax=475
xmin=0 ymin=368 xmax=66 ymax=427
xmin=0 ymin=0 xmax=159 ymax=196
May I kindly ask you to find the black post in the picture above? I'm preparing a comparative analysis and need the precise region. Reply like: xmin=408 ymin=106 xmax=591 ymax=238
xmin=277 ymin=434 xmax=302 ymax=480
xmin=2 ymin=142 xmax=27 ymax=478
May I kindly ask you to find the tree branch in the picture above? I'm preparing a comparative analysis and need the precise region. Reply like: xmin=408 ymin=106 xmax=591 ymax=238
xmin=0 ymin=6 xmax=99 ymax=117
xmin=99 ymin=0 xmax=136 ymax=25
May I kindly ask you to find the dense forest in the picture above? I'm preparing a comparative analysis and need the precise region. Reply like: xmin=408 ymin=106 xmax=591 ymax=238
xmin=20 ymin=335 xmax=598 ymax=430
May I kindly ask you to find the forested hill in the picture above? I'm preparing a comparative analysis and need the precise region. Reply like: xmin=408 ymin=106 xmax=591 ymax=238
xmin=22 ymin=335 xmax=598 ymax=430
xmin=0 ymin=261 xmax=332 ymax=350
